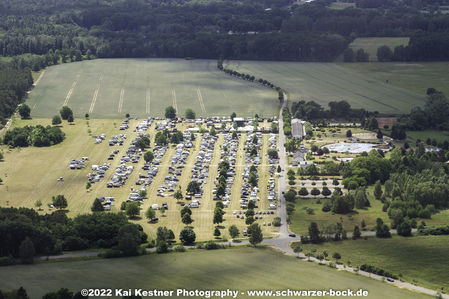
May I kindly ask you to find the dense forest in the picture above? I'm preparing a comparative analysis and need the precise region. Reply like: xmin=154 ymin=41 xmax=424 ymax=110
xmin=1 ymin=0 xmax=449 ymax=63
xmin=1 ymin=0 xmax=449 ymax=122
xmin=0 ymin=207 xmax=147 ymax=263
xmin=0 ymin=64 xmax=33 ymax=125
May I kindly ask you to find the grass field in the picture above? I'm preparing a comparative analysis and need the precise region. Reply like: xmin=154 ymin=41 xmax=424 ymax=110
xmin=0 ymin=247 xmax=430 ymax=299
xmin=406 ymin=130 xmax=449 ymax=143
xmin=26 ymin=59 xmax=278 ymax=118
xmin=340 ymin=62 xmax=449 ymax=97
xmin=298 ymin=235 xmax=449 ymax=291
xmin=288 ymin=188 xmax=391 ymax=235
xmin=0 ymin=118 xmax=277 ymax=241
xmin=345 ymin=37 xmax=410 ymax=62
xmin=328 ymin=2 xmax=356 ymax=9
xmin=227 ymin=61 xmax=425 ymax=114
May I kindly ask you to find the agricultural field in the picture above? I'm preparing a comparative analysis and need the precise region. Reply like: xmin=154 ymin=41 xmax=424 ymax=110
xmin=298 ymin=235 xmax=449 ymax=291
xmin=26 ymin=59 xmax=278 ymax=119
xmin=0 ymin=117 xmax=278 ymax=241
xmin=340 ymin=62 xmax=449 ymax=97
xmin=0 ymin=247 xmax=430 ymax=299
xmin=227 ymin=61 xmax=425 ymax=114
xmin=345 ymin=37 xmax=410 ymax=62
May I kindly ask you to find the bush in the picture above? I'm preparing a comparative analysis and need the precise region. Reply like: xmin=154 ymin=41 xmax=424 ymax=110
xmin=322 ymin=201 xmax=332 ymax=212
xmin=156 ymin=241 xmax=169 ymax=253
xmin=205 ymin=242 xmax=222 ymax=250
xmin=103 ymin=249 xmax=123 ymax=259
xmin=174 ymin=245 xmax=186 ymax=252
xmin=360 ymin=264 xmax=398 ymax=279
xmin=272 ymin=217 xmax=281 ymax=227
xmin=179 ymin=227 xmax=196 ymax=245
xmin=0 ymin=256 xmax=16 ymax=266
xmin=311 ymin=188 xmax=320 ymax=196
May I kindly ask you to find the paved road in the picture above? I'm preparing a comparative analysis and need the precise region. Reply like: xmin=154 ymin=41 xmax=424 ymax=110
xmin=277 ymin=92 xmax=289 ymax=239
xmin=33 ymin=92 xmax=447 ymax=298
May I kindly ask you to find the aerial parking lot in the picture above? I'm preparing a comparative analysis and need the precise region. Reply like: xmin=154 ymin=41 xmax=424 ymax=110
xmin=0 ymin=116 xmax=279 ymax=241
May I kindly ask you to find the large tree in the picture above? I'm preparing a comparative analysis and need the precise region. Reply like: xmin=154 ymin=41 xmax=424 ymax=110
xmin=19 ymin=237 xmax=35 ymax=264
xmin=125 ymin=202 xmax=140 ymax=219
xmin=18 ymin=104 xmax=31 ymax=119
xmin=59 ymin=106 xmax=73 ymax=120
xmin=185 ymin=108 xmax=196 ymax=119
xmin=52 ymin=195 xmax=68 ymax=209
xmin=179 ymin=227 xmax=196 ymax=245
xmin=165 ymin=106 xmax=176 ymax=119
xmin=248 ymin=223 xmax=263 ymax=246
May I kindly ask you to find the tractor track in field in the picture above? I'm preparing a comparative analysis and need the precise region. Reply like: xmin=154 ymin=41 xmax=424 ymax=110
xmin=89 ymin=74 xmax=103 ymax=114
xmin=146 ymin=88 xmax=151 ymax=114
xmin=171 ymin=88 xmax=178 ymax=113
xmin=196 ymin=87 xmax=207 ymax=114
xmin=118 ymin=88 xmax=125 ymax=113
xmin=63 ymin=73 xmax=81 ymax=107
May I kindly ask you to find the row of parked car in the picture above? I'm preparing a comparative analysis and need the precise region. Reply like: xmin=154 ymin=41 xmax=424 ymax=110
xmin=135 ymin=118 xmax=153 ymax=133
xmin=268 ymin=133 xmax=278 ymax=165
xmin=93 ymin=133 xmax=107 ymax=144
xmin=212 ymin=133 xmax=239 ymax=206
xmin=119 ymin=119 xmax=129 ymax=130
xmin=137 ymin=144 xmax=167 ymax=188
xmin=244 ymin=132 xmax=263 ymax=165
xmin=108 ymin=134 xmax=126 ymax=146
xmin=188 ymin=133 xmax=217 ymax=200
xmin=68 ymin=157 xmax=88 ymax=169
xmin=98 ymin=196 xmax=115 ymax=211
xmin=88 ymin=163 xmax=111 ymax=183
xmin=157 ymin=140 xmax=192 ymax=197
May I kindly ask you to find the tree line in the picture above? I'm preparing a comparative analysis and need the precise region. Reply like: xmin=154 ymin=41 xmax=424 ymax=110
xmin=0 ymin=63 xmax=33 ymax=125
xmin=2 ymin=125 xmax=65 ymax=147
xmin=0 ymin=207 xmax=147 ymax=264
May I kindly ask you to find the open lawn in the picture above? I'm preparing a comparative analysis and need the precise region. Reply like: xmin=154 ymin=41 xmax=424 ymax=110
xmin=288 ymin=188 xmax=391 ymax=235
xmin=340 ymin=62 xmax=449 ymax=97
xmin=298 ymin=235 xmax=449 ymax=291
xmin=0 ymin=247 xmax=430 ymax=299
xmin=345 ymin=37 xmax=410 ymax=62
xmin=227 ymin=61 xmax=424 ymax=114
xmin=0 ymin=117 xmax=277 ymax=241
xmin=26 ymin=59 xmax=278 ymax=118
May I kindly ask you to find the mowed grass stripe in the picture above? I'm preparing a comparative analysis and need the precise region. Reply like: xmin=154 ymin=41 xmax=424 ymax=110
xmin=27 ymin=59 xmax=277 ymax=118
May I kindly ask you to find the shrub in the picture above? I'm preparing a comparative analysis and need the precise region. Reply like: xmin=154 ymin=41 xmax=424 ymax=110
xmin=174 ymin=245 xmax=186 ymax=252
xmin=272 ymin=217 xmax=281 ymax=227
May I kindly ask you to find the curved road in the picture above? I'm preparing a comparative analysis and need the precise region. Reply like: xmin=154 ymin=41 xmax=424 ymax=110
xmin=33 ymin=93 xmax=447 ymax=298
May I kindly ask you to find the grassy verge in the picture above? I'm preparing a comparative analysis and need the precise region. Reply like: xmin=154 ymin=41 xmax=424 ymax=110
xmin=0 ymin=247 xmax=429 ymax=298
xmin=296 ymin=235 xmax=449 ymax=291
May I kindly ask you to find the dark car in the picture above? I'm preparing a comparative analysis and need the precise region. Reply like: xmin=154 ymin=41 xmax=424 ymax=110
xmin=289 ymin=233 xmax=296 ymax=237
